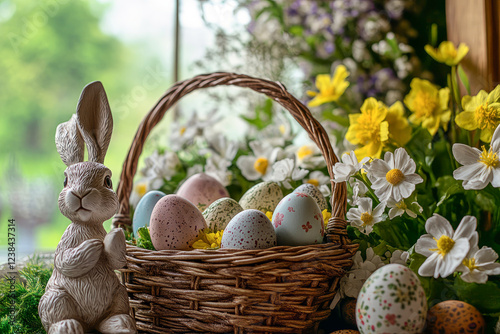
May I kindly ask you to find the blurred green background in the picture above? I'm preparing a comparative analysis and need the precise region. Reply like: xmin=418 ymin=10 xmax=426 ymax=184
xmin=0 ymin=0 xmax=246 ymax=260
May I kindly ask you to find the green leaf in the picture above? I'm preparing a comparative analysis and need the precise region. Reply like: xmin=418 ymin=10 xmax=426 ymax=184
xmin=455 ymin=278 xmax=500 ymax=316
xmin=240 ymin=99 xmax=274 ymax=130
xmin=458 ymin=64 xmax=471 ymax=96
xmin=322 ymin=111 xmax=349 ymax=127
xmin=137 ymin=226 xmax=155 ymax=250
xmin=435 ymin=175 xmax=463 ymax=206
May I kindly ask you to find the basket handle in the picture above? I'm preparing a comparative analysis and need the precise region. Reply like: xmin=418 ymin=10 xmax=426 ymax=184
xmin=112 ymin=72 xmax=349 ymax=243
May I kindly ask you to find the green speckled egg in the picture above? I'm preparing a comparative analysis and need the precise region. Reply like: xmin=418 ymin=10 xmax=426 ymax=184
xmin=239 ymin=181 xmax=283 ymax=213
xmin=203 ymin=198 xmax=243 ymax=232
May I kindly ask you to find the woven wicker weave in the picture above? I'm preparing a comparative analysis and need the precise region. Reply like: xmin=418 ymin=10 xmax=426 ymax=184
xmin=113 ymin=72 xmax=358 ymax=333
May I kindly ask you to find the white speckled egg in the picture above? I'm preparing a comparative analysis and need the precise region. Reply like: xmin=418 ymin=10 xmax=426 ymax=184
xmin=221 ymin=209 xmax=277 ymax=249
xmin=294 ymin=183 xmax=328 ymax=211
xmin=203 ymin=198 xmax=244 ymax=231
xmin=132 ymin=190 xmax=166 ymax=237
xmin=272 ymin=192 xmax=324 ymax=246
xmin=356 ymin=264 xmax=427 ymax=334
xmin=150 ymin=194 xmax=207 ymax=250
xmin=239 ymin=181 xmax=283 ymax=212
xmin=176 ymin=173 xmax=229 ymax=211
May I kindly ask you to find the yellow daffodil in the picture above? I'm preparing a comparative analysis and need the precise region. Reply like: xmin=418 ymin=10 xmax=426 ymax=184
xmin=424 ymin=41 xmax=469 ymax=66
xmin=265 ymin=211 xmax=273 ymax=221
xmin=385 ymin=101 xmax=412 ymax=146
xmin=346 ymin=97 xmax=389 ymax=160
xmin=455 ymin=85 xmax=500 ymax=142
xmin=192 ymin=229 xmax=223 ymax=249
xmin=404 ymin=78 xmax=450 ymax=136
xmin=322 ymin=209 xmax=331 ymax=229
xmin=307 ymin=65 xmax=350 ymax=107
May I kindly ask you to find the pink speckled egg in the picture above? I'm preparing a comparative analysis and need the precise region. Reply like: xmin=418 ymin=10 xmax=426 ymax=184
xmin=221 ymin=209 xmax=277 ymax=250
xmin=150 ymin=194 xmax=207 ymax=250
xmin=176 ymin=173 xmax=229 ymax=211
xmin=272 ymin=192 xmax=324 ymax=246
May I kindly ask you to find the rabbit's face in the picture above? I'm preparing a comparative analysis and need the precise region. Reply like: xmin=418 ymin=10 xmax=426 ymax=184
xmin=59 ymin=162 xmax=119 ymax=224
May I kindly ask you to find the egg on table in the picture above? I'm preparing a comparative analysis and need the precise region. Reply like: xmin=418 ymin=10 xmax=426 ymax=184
xmin=272 ymin=192 xmax=324 ymax=246
xmin=149 ymin=194 xmax=207 ymax=250
xmin=426 ymin=300 xmax=485 ymax=334
xmin=132 ymin=190 xmax=166 ymax=237
xmin=239 ymin=181 xmax=283 ymax=213
xmin=203 ymin=198 xmax=243 ymax=231
xmin=221 ymin=209 xmax=277 ymax=250
xmin=294 ymin=183 xmax=328 ymax=211
xmin=356 ymin=264 xmax=427 ymax=334
xmin=176 ymin=172 xmax=229 ymax=211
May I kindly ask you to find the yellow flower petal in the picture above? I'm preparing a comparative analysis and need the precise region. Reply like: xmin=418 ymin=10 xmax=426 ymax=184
xmin=425 ymin=41 xmax=469 ymax=66
xmin=307 ymin=66 xmax=350 ymax=107
xmin=455 ymin=111 xmax=478 ymax=130
xmin=487 ymin=85 xmax=500 ymax=104
xmin=480 ymin=127 xmax=495 ymax=142
xmin=386 ymin=101 xmax=412 ymax=146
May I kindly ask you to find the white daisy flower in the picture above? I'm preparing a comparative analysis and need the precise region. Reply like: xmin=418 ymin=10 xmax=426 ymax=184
xmin=388 ymin=249 xmax=410 ymax=265
xmin=205 ymin=155 xmax=232 ymax=187
xmin=169 ymin=112 xmax=222 ymax=150
xmin=130 ymin=178 xmax=152 ymax=208
xmin=332 ymin=151 xmax=369 ymax=183
xmin=304 ymin=171 xmax=331 ymax=197
xmin=415 ymin=214 xmax=477 ymax=278
xmin=257 ymin=113 xmax=294 ymax=147
xmin=186 ymin=164 xmax=203 ymax=177
xmin=346 ymin=197 xmax=386 ymax=235
xmin=141 ymin=150 xmax=181 ymax=189
xmin=366 ymin=148 xmax=423 ymax=202
xmin=270 ymin=158 xmax=309 ymax=189
xmin=452 ymin=125 xmax=500 ymax=190
xmin=330 ymin=247 xmax=385 ymax=309
xmin=200 ymin=132 xmax=238 ymax=162
xmin=386 ymin=197 xmax=423 ymax=219
xmin=456 ymin=233 xmax=500 ymax=283
xmin=236 ymin=141 xmax=282 ymax=181
xmin=294 ymin=144 xmax=326 ymax=169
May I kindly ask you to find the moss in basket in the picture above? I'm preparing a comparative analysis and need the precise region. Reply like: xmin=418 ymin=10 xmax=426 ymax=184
xmin=0 ymin=257 xmax=53 ymax=334
xmin=136 ymin=226 xmax=156 ymax=250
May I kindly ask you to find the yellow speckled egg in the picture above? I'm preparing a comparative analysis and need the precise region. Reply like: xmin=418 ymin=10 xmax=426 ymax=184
xmin=426 ymin=300 xmax=485 ymax=334
xmin=329 ymin=330 xmax=360 ymax=334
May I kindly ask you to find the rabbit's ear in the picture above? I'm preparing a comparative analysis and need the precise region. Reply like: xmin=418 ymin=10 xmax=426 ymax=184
xmin=76 ymin=81 xmax=113 ymax=164
xmin=55 ymin=114 xmax=85 ymax=166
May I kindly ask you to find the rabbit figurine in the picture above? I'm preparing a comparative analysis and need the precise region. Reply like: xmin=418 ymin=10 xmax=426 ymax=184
xmin=38 ymin=81 xmax=137 ymax=334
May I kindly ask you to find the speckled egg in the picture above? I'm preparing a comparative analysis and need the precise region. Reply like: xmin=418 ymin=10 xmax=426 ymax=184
xmin=426 ymin=300 xmax=485 ymax=334
xmin=176 ymin=173 xmax=229 ymax=211
xmin=294 ymin=183 xmax=328 ymax=211
xmin=329 ymin=331 xmax=360 ymax=334
xmin=272 ymin=192 xmax=324 ymax=246
xmin=149 ymin=194 xmax=207 ymax=250
xmin=203 ymin=198 xmax=244 ymax=231
xmin=239 ymin=181 xmax=283 ymax=213
xmin=356 ymin=264 xmax=427 ymax=334
xmin=341 ymin=298 xmax=357 ymax=327
xmin=132 ymin=190 xmax=166 ymax=237
xmin=221 ymin=209 xmax=277 ymax=249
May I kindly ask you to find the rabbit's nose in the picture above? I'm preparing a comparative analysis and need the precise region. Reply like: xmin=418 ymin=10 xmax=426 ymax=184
xmin=71 ymin=190 xmax=91 ymax=199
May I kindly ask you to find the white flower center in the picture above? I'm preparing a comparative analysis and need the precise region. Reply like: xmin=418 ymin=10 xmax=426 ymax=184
xmin=478 ymin=146 xmax=499 ymax=168
xmin=254 ymin=157 xmax=269 ymax=175
xmin=386 ymin=168 xmax=405 ymax=185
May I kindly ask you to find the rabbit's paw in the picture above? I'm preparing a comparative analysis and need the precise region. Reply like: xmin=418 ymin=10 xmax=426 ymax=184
xmin=97 ymin=314 xmax=137 ymax=334
xmin=56 ymin=239 xmax=103 ymax=277
xmin=104 ymin=228 xmax=127 ymax=269
xmin=49 ymin=319 xmax=84 ymax=334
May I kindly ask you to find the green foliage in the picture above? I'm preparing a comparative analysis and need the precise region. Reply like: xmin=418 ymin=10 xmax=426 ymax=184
xmin=0 ymin=257 xmax=53 ymax=334
xmin=136 ymin=226 xmax=155 ymax=250
xmin=240 ymin=98 xmax=274 ymax=130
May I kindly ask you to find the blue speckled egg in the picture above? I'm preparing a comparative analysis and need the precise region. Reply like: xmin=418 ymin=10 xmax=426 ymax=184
xmin=132 ymin=190 xmax=166 ymax=237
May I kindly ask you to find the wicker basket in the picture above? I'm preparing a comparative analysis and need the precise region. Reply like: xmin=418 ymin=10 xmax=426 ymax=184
xmin=112 ymin=72 xmax=358 ymax=333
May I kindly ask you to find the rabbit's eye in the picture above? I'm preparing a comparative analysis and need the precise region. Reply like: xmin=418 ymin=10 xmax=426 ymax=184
xmin=104 ymin=175 xmax=112 ymax=188
xmin=63 ymin=176 xmax=68 ymax=187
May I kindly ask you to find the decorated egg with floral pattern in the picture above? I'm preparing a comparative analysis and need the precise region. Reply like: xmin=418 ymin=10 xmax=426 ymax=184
xmin=221 ymin=209 xmax=277 ymax=249
xmin=426 ymin=300 xmax=485 ymax=333
xmin=239 ymin=181 xmax=283 ymax=213
xmin=356 ymin=264 xmax=427 ymax=334
xmin=272 ymin=192 xmax=324 ymax=246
